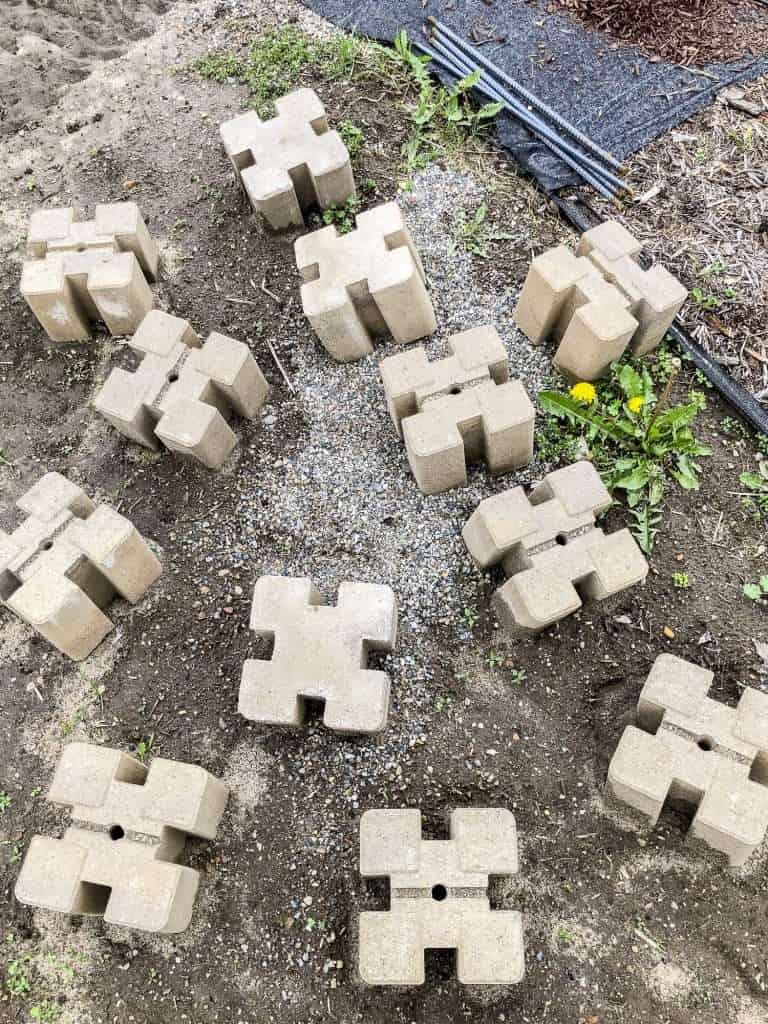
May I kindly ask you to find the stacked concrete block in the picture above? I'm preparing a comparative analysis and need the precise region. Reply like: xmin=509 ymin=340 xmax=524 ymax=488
xmin=0 ymin=473 xmax=161 ymax=660
xmin=462 ymin=461 xmax=648 ymax=636
xmin=514 ymin=220 xmax=687 ymax=380
xmin=15 ymin=743 xmax=228 ymax=933
xmin=220 ymin=88 xmax=355 ymax=230
xmin=20 ymin=203 xmax=158 ymax=342
xmin=239 ymin=576 xmax=397 ymax=734
xmin=608 ymin=654 xmax=768 ymax=867
xmin=295 ymin=201 xmax=437 ymax=362
xmin=94 ymin=311 xmax=270 ymax=469
xmin=358 ymin=808 xmax=524 ymax=986
xmin=380 ymin=325 xmax=535 ymax=494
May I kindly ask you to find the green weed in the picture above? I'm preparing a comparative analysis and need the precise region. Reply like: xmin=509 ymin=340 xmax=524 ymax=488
xmin=539 ymin=358 xmax=711 ymax=553
xmin=0 ymin=792 xmax=11 ymax=813
xmin=455 ymin=201 xmax=512 ymax=258
xmin=5 ymin=955 xmax=32 ymax=996
xmin=136 ymin=735 xmax=154 ymax=762
xmin=673 ymin=572 xmax=690 ymax=589
xmin=338 ymin=120 xmax=364 ymax=158
xmin=743 ymin=576 xmax=768 ymax=604
xmin=739 ymin=466 xmax=768 ymax=520
xmin=30 ymin=1002 xmax=61 ymax=1022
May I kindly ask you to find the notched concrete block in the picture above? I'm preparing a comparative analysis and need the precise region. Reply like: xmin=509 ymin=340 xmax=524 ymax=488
xmin=239 ymin=575 xmax=397 ymax=734
xmin=220 ymin=87 xmax=355 ymax=230
xmin=295 ymin=201 xmax=437 ymax=362
xmin=514 ymin=220 xmax=687 ymax=379
xmin=462 ymin=461 xmax=648 ymax=636
xmin=15 ymin=743 xmax=228 ymax=933
xmin=358 ymin=808 xmax=524 ymax=986
xmin=20 ymin=203 xmax=158 ymax=342
xmin=0 ymin=472 xmax=161 ymax=660
xmin=607 ymin=654 xmax=768 ymax=867
xmin=94 ymin=311 xmax=270 ymax=469
xmin=380 ymin=325 xmax=534 ymax=494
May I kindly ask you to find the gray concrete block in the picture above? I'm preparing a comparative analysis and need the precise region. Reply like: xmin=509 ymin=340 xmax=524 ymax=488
xmin=608 ymin=654 xmax=768 ymax=866
xmin=462 ymin=461 xmax=648 ymax=636
xmin=20 ymin=203 xmax=158 ymax=342
xmin=380 ymin=325 xmax=534 ymax=494
xmin=295 ymin=201 xmax=437 ymax=361
xmin=93 ymin=311 xmax=270 ymax=469
xmin=15 ymin=743 xmax=228 ymax=933
xmin=358 ymin=808 xmax=524 ymax=986
xmin=514 ymin=221 xmax=687 ymax=379
xmin=239 ymin=575 xmax=397 ymax=734
xmin=0 ymin=472 xmax=161 ymax=660
xmin=220 ymin=88 xmax=355 ymax=230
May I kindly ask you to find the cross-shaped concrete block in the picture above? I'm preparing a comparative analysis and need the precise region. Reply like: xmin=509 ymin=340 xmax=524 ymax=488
xmin=15 ymin=743 xmax=228 ymax=933
xmin=608 ymin=653 xmax=768 ymax=866
xmin=239 ymin=575 xmax=397 ymax=734
xmin=220 ymin=88 xmax=355 ymax=230
xmin=295 ymin=201 xmax=437 ymax=362
xmin=358 ymin=808 xmax=524 ymax=985
xmin=20 ymin=203 xmax=158 ymax=342
xmin=380 ymin=325 xmax=534 ymax=494
xmin=0 ymin=472 xmax=161 ymax=659
xmin=462 ymin=461 xmax=648 ymax=635
xmin=94 ymin=310 xmax=270 ymax=469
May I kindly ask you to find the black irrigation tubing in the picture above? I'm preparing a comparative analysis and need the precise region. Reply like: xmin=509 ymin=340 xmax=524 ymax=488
xmin=554 ymin=195 xmax=768 ymax=436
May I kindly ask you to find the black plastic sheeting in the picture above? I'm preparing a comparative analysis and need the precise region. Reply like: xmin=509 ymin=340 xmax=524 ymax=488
xmin=300 ymin=0 xmax=768 ymax=192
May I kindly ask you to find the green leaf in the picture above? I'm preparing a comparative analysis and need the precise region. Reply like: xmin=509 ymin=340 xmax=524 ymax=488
xmin=617 ymin=364 xmax=645 ymax=399
xmin=761 ymin=576 xmax=768 ymax=593
xmin=744 ymin=583 xmax=764 ymax=601
xmin=630 ymin=504 xmax=661 ymax=554
xmin=476 ymin=101 xmax=503 ymax=120
xmin=740 ymin=472 xmax=767 ymax=492
xmin=539 ymin=392 xmax=634 ymax=442
xmin=670 ymin=453 xmax=701 ymax=491
xmin=613 ymin=464 xmax=650 ymax=491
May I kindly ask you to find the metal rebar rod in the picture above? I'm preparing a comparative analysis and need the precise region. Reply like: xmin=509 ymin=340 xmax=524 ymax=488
xmin=414 ymin=40 xmax=620 ymax=199
xmin=415 ymin=40 xmax=618 ymax=199
xmin=429 ymin=33 xmax=629 ymax=195
xmin=428 ymin=15 xmax=626 ymax=174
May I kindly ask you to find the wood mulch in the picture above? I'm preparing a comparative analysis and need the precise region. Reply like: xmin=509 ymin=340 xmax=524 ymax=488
xmin=548 ymin=0 xmax=768 ymax=65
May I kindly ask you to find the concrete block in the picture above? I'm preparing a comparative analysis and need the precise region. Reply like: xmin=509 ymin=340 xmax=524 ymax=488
xmin=577 ymin=221 xmax=688 ymax=356
xmin=239 ymin=575 xmax=397 ymax=734
xmin=607 ymin=654 xmax=768 ymax=866
xmin=514 ymin=222 xmax=687 ymax=378
xmin=295 ymin=201 xmax=437 ymax=361
xmin=462 ymin=461 xmax=648 ymax=636
xmin=358 ymin=808 xmax=524 ymax=986
xmin=94 ymin=311 xmax=270 ymax=469
xmin=0 ymin=473 xmax=160 ymax=659
xmin=0 ymin=472 xmax=161 ymax=660
xmin=380 ymin=325 xmax=534 ymax=494
xmin=20 ymin=203 xmax=158 ymax=342
xmin=15 ymin=742 xmax=228 ymax=932
xmin=220 ymin=88 xmax=355 ymax=230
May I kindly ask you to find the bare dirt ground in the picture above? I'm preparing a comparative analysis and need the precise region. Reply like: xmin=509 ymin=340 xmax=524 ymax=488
xmin=0 ymin=2 xmax=767 ymax=1024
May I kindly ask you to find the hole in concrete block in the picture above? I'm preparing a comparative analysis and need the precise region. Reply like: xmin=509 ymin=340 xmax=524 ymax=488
xmin=166 ymin=371 xmax=179 ymax=384
xmin=555 ymin=533 xmax=569 ymax=546
xmin=423 ymin=948 xmax=456 ymax=983
xmin=39 ymin=539 xmax=54 ymax=552
xmin=109 ymin=825 xmax=125 ymax=841
xmin=749 ymin=751 xmax=768 ymax=787
xmin=76 ymin=881 xmax=111 ymax=915
xmin=697 ymin=736 xmax=715 ymax=752
xmin=431 ymin=884 xmax=448 ymax=902
xmin=449 ymin=387 xmax=462 ymax=396
xmin=657 ymin=785 xmax=700 ymax=837
xmin=0 ymin=570 xmax=22 ymax=602
xmin=301 ymin=696 xmax=326 ymax=726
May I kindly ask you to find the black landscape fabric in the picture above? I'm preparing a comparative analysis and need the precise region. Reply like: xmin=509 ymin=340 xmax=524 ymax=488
xmin=300 ymin=0 xmax=768 ymax=192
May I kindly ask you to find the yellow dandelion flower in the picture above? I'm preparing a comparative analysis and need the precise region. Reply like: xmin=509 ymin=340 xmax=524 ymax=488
xmin=627 ymin=395 xmax=645 ymax=414
xmin=570 ymin=381 xmax=597 ymax=404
